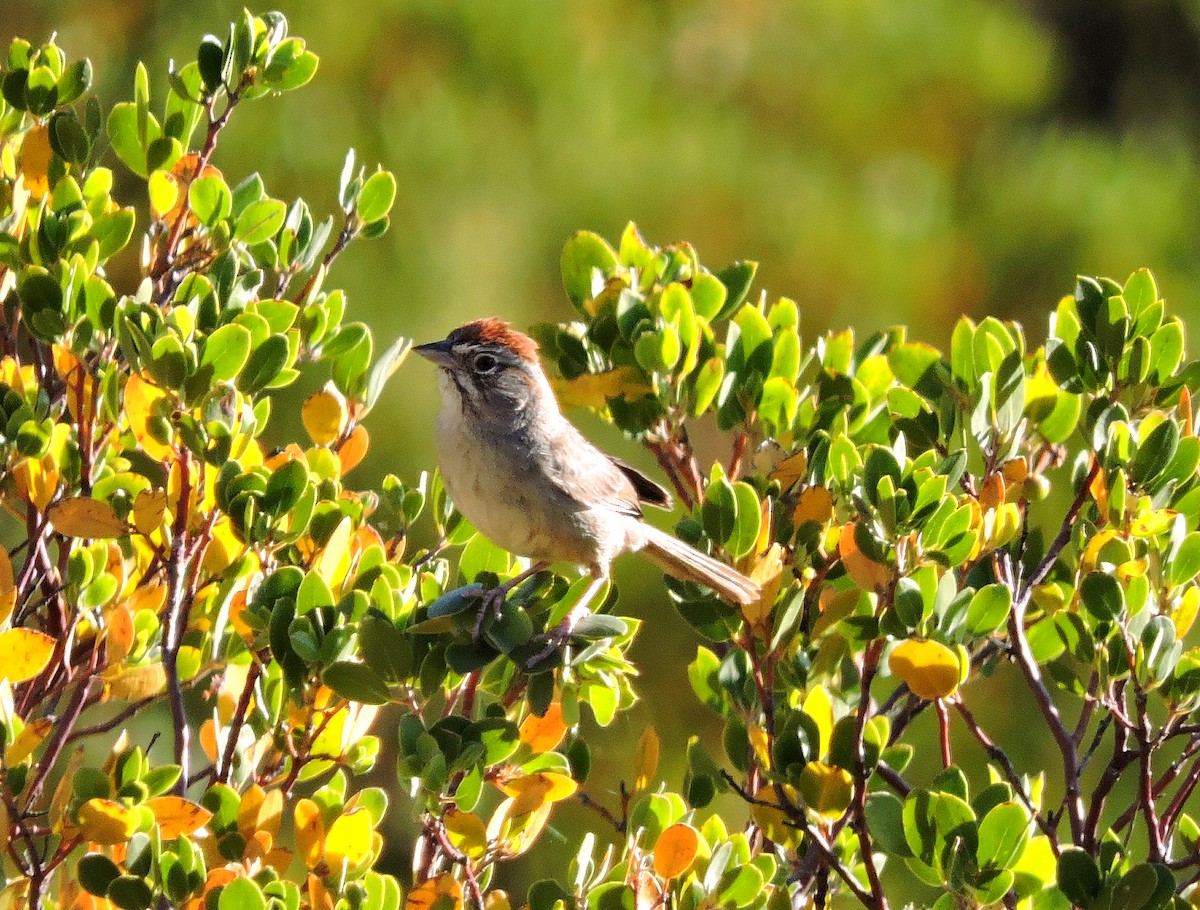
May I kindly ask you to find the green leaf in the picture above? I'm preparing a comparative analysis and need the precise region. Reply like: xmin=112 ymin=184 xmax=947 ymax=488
xmin=56 ymin=58 xmax=93 ymax=105
xmin=1169 ymin=532 xmax=1200 ymax=587
xmin=79 ymin=853 xmax=122 ymax=897
xmin=866 ymin=792 xmax=912 ymax=857
xmin=357 ymin=171 xmax=397 ymax=223
xmin=218 ymin=876 xmax=267 ymax=910
xmin=197 ymin=35 xmax=226 ymax=91
xmin=1057 ymin=848 xmax=1102 ymax=909
xmin=966 ymin=585 xmax=1012 ymax=636
xmin=561 ymin=231 xmax=619 ymax=307
xmin=701 ymin=474 xmax=738 ymax=548
xmin=200 ymin=324 xmax=253 ymax=381
xmin=263 ymin=458 xmax=308 ymax=515
xmin=714 ymin=261 xmax=756 ymax=319
xmin=976 ymin=802 xmax=1028 ymax=870
xmin=715 ymin=864 xmax=764 ymax=909
xmin=237 ymin=334 xmax=290 ymax=394
xmin=189 ymin=174 xmax=232 ymax=226
xmin=1111 ymin=863 xmax=1159 ymax=910
xmin=106 ymin=103 xmax=146 ymax=176
xmin=1080 ymin=571 xmax=1124 ymax=622
xmin=49 ymin=110 xmax=91 ymax=164
xmin=1131 ymin=419 xmax=1180 ymax=489
xmin=107 ymin=876 xmax=155 ymax=910
xmin=726 ymin=482 xmax=761 ymax=559
xmin=234 ymin=198 xmax=287 ymax=245
xmin=92 ymin=209 xmax=136 ymax=260
xmin=322 ymin=661 xmax=390 ymax=705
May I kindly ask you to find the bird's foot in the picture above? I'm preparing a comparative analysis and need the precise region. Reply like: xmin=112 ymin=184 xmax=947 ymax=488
xmin=472 ymin=561 xmax=549 ymax=640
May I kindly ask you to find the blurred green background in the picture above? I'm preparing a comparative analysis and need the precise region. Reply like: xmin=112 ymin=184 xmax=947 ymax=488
xmin=7 ymin=0 xmax=1200 ymax=894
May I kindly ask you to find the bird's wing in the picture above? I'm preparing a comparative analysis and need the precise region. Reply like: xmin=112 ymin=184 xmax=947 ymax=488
xmin=547 ymin=421 xmax=656 ymax=518
xmin=606 ymin=455 xmax=672 ymax=509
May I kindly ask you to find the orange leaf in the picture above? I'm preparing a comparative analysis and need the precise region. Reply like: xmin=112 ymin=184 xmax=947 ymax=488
xmin=406 ymin=876 xmax=463 ymax=910
xmin=654 ymin=823 xmax=700 ymax=879
xmin=0 ymin=548 xmax=15 ymax=626
xmin=837 ymin=521 xmax=890 ymax=592
xmin=769 ymin=451 xmax=809 ymax=491
xmin=294 ymin=798 xmax=326 ymax=870
xmin=49 ymin=497 xmax=129 ymax=538
xmin=336 ymin=424 xmax=370 ymax=475
xmin=0 ymin=629 xmax=55 ymax=683
xmin=77 ymin=798 xmax=139 ymax=845
xmin=889 ymin=639 xmax=961 ymax=701
xmin=518 ymin=701 xmax=567 ymax=754
xmin=145 ymin=796 xmax=212 ymax=839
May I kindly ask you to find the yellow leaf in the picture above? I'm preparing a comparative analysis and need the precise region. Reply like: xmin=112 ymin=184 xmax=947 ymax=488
xmin=552 ymin=366 xmax=651 ymax=410
xmin=801 ymin=685 xmax=834 ymax=760
xmin=406 ymin=876 xmax=463 ymax=910
xmin=798 ymin=761 xmax=853 ymax=818
xmin=484 ymin=891 xmax=511 ymax=910
xmin=518 ymin=701 xmax=567 ymax=754
xmin=889 ymin=639 xmax=961 ymax=701
xmin=325 ymin=808 xmax=374 ymax=870
xmin=837 ymin=521 xmax=890 ymax=592
xmin=5 ymin=717 xmax=51 ymax=765
xmin=654 ymin=823 xmax=701 ymax=879
xmin=294 ymin=798 xmax=326 ymax=870
xmin=1131 ymin=509 xmax=1178 ymax=538
xmin=496 ymin=771 xmax=578 ymax=815
xmin=1171 ymin=587 xmax=1199 ymax=639
xmin=133 ymin=489 xmax=168 ymax=536
xmin=793 ymin=486 xmax=833 ymax=526
xmin=743 ymin=543 xmax=784 ymax=629
xmin=19 ymin=125 xmax=52 ymax=199
xmin=313 ymin=517 xmax=353 ymax=587
xmin=336 ymin=424 xmax=370 ymax=475
xmin=77 ymin=798 xmax=139 ymax=845
xmin=125 ymin=374 xmax=172 ymax=460
xmin=443 ymin=807 xmax=488 ymax=858
xmin=50 ymin=747 xmax=84 ymax=832
xmin=0 ymin=629 xmax=55 ymax=683
xmin=48 ymin=497 xmax=129 ymax=538
xmin=302 ymin=389 xmax=347 ymax=445
xmin=632 ymin=726 xmax=660 ymax=793
xmin=103 ymin=663 xmax=166 ymax=700
xmin=0 ymin=548 xmax=15 ymax=626
xmin=13 ymin=456 xmax=58 ymax=512
xmin=148 ymin=169 xmax=180 ymax=218
xmin=238 ymin=784 xmax=283 ymax=839
xmin=0 ymin=879 xmax=28 ymax=910
xmin=769 ymin=451 xmax=808 ymax=491
xmin=199 ymin=718 xmax=220 ymax=763
xmin=749 ymin=784 xmax=801 ymax=848
xmin=201 ymin=516 xmax=243 ymax=575
xmin=146 ymin=796 xmax=212 ymax=839
xmin=486 ymin=796 xmax=553 ymax=859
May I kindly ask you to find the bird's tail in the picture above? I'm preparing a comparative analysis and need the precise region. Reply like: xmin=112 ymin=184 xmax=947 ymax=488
xmin=639 ymin=524 xmax=761 ymax=605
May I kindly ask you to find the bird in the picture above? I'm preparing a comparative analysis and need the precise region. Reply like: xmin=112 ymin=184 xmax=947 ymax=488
xmin=414 ymin=318 xmax=761 ymax=645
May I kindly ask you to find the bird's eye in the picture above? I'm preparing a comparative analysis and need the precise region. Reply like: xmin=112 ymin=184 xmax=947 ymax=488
xmin=472 ymin=352 xmax=499 ymax=374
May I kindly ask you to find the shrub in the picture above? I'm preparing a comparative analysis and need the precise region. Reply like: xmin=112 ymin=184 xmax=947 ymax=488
xmin=1 ymin=11 xmax=1199 ymax=910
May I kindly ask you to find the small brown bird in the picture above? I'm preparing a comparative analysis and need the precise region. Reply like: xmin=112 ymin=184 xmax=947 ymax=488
xmin=415 ymin=318 xmax=761 ymax=623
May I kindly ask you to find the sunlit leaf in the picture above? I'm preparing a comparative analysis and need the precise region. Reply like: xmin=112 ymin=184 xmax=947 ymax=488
xmin=518 ymin=701 xmax=568 ymax=754
xmin=77 ymin=798 xmax=139 ymax=845
xmin=889 ymin=639 xmax=961 ymax=701
xmin=654 ymin=823 xmax=701 ymax=879
xmin=48 ymin=497 xmax=129 ymax=538
xmin=0 ymin=629 xmax=55 ymax=683
xmin=325 ymin=807 xmax=374 ymax=870
xmin=145 ymin=796 xmax=212 ymax=838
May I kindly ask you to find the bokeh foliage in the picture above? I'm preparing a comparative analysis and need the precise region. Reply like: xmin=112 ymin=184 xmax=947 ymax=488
xmin=2 ymin=10 xmax=1200 ymax=910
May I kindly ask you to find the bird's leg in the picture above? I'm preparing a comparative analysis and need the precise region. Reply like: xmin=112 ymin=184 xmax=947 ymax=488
xmin=474 ymin=561 xmax=550 ymax=639
xmin=526 ymin=572 xmax=609 ymax=663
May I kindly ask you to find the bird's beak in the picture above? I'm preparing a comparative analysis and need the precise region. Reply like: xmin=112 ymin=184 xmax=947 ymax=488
xmin=414 ymin=339 xmax=455 ymax=368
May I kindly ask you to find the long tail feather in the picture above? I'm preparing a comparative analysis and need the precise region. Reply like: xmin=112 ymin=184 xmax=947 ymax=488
xmin=639 ymin=525 xmax=760 ymax=605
